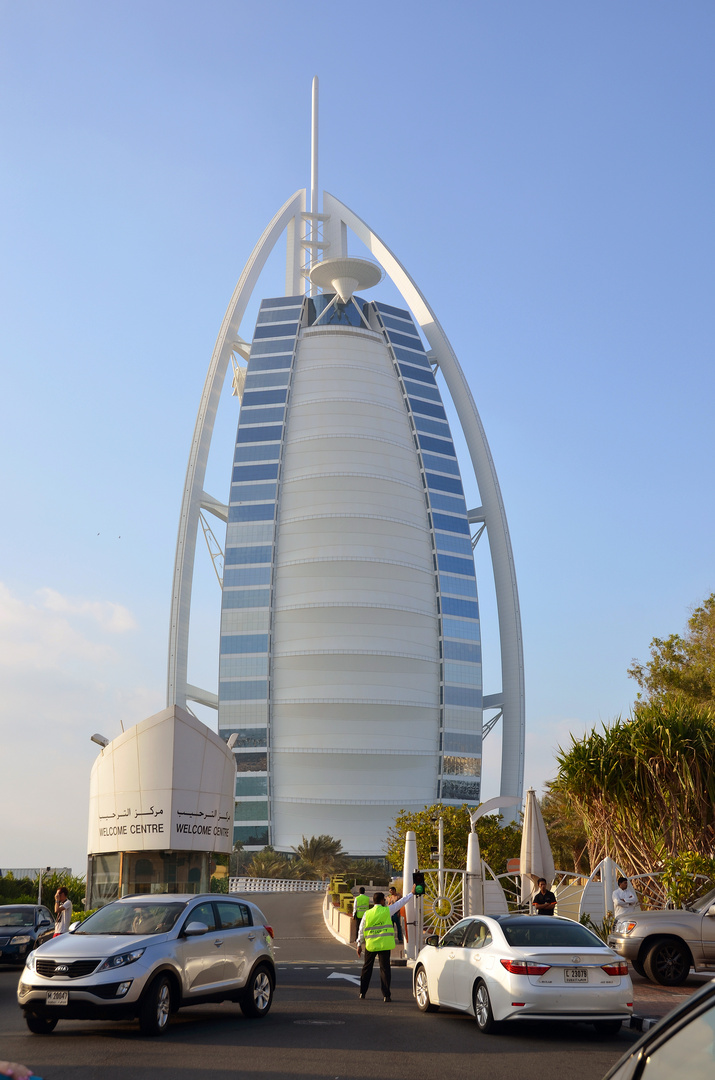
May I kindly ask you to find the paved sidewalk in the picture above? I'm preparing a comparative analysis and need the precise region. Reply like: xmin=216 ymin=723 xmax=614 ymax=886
xmin=630 ymin=967 xmax=713 ymax=1021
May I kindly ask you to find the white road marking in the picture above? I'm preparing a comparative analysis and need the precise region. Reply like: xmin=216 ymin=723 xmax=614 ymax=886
xmin=327 ymin=972 xmax=361 ymax=985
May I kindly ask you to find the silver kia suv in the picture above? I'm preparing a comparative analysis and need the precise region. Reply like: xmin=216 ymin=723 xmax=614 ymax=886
xmin=18 ymin=893 xmax=275 ymax=1035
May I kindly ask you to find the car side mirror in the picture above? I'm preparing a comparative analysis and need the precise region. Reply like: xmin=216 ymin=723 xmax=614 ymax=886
xmin=424 ymin=934 xmax=440 ymax=947
xmin=39 ymin=918 xmax=52 ymax=927
xmin=68 ymin=921 xmax=80 ymax=932
xmin=707 ymin=905 xmax=715 ymax=917
xmin=184 ymin=921 xmax=209 ymax=937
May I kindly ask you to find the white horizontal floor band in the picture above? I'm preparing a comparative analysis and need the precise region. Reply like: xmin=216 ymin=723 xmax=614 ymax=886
xmin=270 ymin=747 xmax=437 ymax=756
xmin=278 ymin=511 xmax=431 ymax=530
xmin=273 ymin=648 xmax=436 ymax=660
xmin=274 ymin=601 xmax=437 ymax=617
xmin=270 ymin=697 xmax=437 ymax=707
xmin=282 ymin=471 xmax=422 ymax=491
xmin=272 ymin=796 xmax=436 ymax=806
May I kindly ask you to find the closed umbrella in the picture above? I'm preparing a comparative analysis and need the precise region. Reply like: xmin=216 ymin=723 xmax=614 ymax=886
xmin=520 ymin=788 xmax=556 ymax=907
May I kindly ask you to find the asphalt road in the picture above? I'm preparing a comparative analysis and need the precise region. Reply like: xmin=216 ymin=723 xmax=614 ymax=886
xmin=0 ymin=892 xmax=706 ymax=1080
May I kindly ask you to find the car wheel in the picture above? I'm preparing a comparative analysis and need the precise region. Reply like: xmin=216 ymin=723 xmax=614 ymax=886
xmin=240 ymin=964 xmax=273 ymax=1018
xmin=139 ymin=974 xmax=173 ymax=1036
xmin=630 ymin=957 xmax=645 ymax=978
xmin=415 ymin=966 xmax=438 ymax=1012
xmin=25 ymin=1011 xmax=58 ymax=1035
xmin=473 ymin=980 xmax=498 ymax=1034
xmin=643 ymin=938 xmax=691 ymax=986
xmin=593 ymin=1019 xmax=623 ymax=1038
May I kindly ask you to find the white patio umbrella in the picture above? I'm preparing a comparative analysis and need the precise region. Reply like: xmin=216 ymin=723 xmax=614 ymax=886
xmin=520 ymin=788 xmax=556 ymax=907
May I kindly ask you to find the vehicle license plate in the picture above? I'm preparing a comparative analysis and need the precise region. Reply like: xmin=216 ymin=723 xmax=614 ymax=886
xmin=564 ymin=968 xmax=588 ymax=983
xmin=46 ymin=991 xmax=68 ymax=1006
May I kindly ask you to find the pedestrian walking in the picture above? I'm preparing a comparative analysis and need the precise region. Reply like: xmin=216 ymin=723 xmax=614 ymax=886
xmin=352 ymin=887 xmax=370 ymax=933
xmin=356 ymin=886 xmax=414 ymax=1001
xmin=53 ymin=887 xmax=72 ymax=936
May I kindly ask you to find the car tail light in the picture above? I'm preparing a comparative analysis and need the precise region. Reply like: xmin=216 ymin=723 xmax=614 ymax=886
xmin=501 ymin=959 xmax=551 ymax=975
xmin=601 ymin=962 xmax=629 ymax=976
xmin=264 ymin=925 xmax=274 ymax=939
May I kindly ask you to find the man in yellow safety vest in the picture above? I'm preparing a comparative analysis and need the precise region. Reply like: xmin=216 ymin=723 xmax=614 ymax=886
xmin=352 ymin=887 xmax=370 ymax=930
xmin=356 ymin=886 xmax=415 ymax=1001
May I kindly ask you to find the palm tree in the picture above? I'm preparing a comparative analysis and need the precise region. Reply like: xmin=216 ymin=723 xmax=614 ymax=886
xmin=553 ymin=698 xmax=715 ymax=876
xmin=246 ymin=847 xmax=295 ymax=879
xmin=292 ymin=835 xmax=347 ymax=879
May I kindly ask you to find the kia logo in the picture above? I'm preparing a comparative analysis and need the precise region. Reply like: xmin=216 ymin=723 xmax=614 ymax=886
xmin=55 ymin=965 xmax=69 ymax=973
xmin=571 ymin=956 xmax=581 ymax=964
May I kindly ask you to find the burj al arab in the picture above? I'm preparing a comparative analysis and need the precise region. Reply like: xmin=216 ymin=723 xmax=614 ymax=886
xmin=166 ymin=79 xmax=525 ymax=855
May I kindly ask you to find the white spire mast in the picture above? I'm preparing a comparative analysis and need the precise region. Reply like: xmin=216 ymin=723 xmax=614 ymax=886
xmin=310 ymin=75 xmax=319 ymax=215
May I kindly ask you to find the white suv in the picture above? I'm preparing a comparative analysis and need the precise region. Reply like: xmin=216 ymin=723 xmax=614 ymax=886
xmin=18 ymin=893 xmax=275 ymax=1036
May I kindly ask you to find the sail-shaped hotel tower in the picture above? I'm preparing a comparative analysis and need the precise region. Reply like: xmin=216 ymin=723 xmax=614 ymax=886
xmin=167 ymin=81 xmax=525 ymax=855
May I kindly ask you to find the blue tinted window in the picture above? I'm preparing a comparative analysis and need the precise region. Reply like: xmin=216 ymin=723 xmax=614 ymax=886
xmin=443 ymin=617 xmax=480 ymax=641
xmin=440 ymin=573 xmax=478 ymax=598
xmin=233 ymin=826 xmax=269 ymax=845
xmin=248 ymin=346 xmax=293 ymax=362
xmin=220 ymin=680 xmax=268 ymax=700
xmin=232 ymin=463 xmax=279 ymax=482
xmin=392 ymin=345 xmax=431 ymax=368
xmin=427 ymin=472 xmax=463 ymax=494
xmin=223 ymin=567 xmax=272 ymax=588
xmin=445 ymin=685 xmax=482 ymax=708
xmin=261 ymin=295 xmax=303 ymax=308
xmin=231 ymin=483 xmax=277 ymax=502
xmin=240 ymin=406 xmax=285 ymax=424
xmin=253 ymin=323 xmax=298 ymax=339
xmin=405 ymin=380 xmax=442 ymax=403
xmin=225 ymin=545 xmax=272 ymax=565
xmin=221 ymin=727 xmax=267 ymax=747
xmin=234 ymin=443 xmax=280 ymax=463
xmin=228 ymin=504 xmax=275 ymax=523
xmin=389 ymin=330 xmax=425 ymax=351
xmin=257 ymin=305 xmax=302 ymax=322
xmin=235 ymin=776 xmax=268 ymax=797
xmin=444 ymin=732 xmax=481 ymax=754
xmin=380 ymin=313 xmax=417 ymax=333
xmin=436 ymin=533 xmax=473 ymax=556
xmin=220 ymin=634 xmax=269 ymax=653
xmin=220 ymin=655 xmax=268 ymax=679
xmin=433 ymin=512 xmax=470 ymax=536
xmin=437 ymin=553 xmax=475 ymax=577
xmin=236 ymin=425 xmax=284 ymax=444
xmin=399 ymin=362 xmax=434 ymax=385
xmin=430 ymin=491 xmax=466 ymax=514
xmin=412 ymin=400 xmax=447 ymax=421
xmin=422 ymin=453 xmax=460 ymax=475
xmin=244 ymin=371 xmax=290 ymax=389
xmin=235 ymin=752 xmax=267 ymax=772
xmin=235 ymin=800 xmax=269 ymax=821
xmin=444 ymin=640 xmax=481 ymax=663
xmin=442 ymin=779 xmax=480 ymax=801
xmin=415 ymin=415 xmax=451 ymax=438
xmin=442 ymin=596 xmax=479 ymax=619
xmin=419 ymin=434 xmax=455 ymax=457
xmin=222 ymin=588 xmax=271 ymax=609
xmin=445 ymin=661 xmax=481 ymax=685
xmin=242 ymin=389 xmax=288 ymax=406
xmin=375 ymin=301 xmax=411 ymax=319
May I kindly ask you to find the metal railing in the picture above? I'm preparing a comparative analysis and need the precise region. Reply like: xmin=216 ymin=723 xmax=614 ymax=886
xmin=229 ymin=877 xmax=330 ymax=893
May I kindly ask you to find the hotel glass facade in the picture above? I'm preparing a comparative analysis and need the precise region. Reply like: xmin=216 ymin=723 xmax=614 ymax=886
xmin=218 ymin=293 xmax=482 ymax=854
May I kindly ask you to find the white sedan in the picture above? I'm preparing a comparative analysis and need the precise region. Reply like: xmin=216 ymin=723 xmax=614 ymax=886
xmin=413 ymin=914 xmax=633 ymax=1036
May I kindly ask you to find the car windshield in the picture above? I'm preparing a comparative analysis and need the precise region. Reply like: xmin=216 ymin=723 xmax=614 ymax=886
xmin=74 ymin=902 xmax=186 ymax=935
xmin=0 ymin=908 xmax=35 ymax=927
xmin=690 ymin=886 xmax=715 ymax=913
xmin=500 ymin=921 xmax=605 ymax=948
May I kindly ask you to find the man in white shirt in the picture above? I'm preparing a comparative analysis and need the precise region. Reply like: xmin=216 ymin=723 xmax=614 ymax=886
xmin=612 ymin=876 xmax=640 ymax=919
xmin=53 ymin=887 xmax=73 ymax=936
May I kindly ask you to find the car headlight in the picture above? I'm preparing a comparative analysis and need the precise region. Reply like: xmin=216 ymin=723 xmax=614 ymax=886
xmin=614 ymin=919 xmax=637 ymax=935
xmin=97 ymin=948 xmax=145 ymax=972
xmin=10 ymin=935 xmax=32 ymax=945
xmin=25 ymin=951 xmax=37 ymax=972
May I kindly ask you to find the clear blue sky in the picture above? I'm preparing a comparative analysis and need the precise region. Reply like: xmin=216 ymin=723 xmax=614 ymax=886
xmin=1 ymin=1 xmax=713 ymax=875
